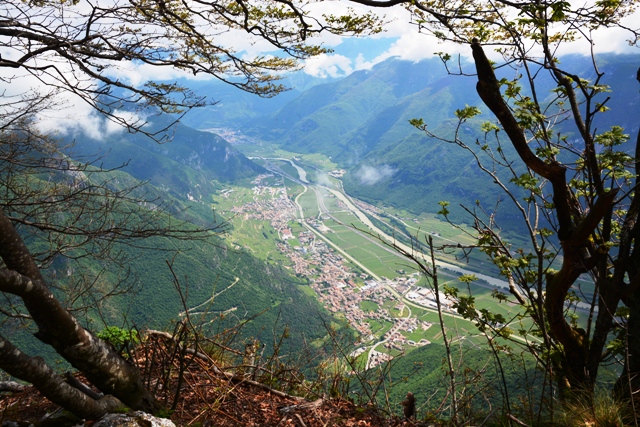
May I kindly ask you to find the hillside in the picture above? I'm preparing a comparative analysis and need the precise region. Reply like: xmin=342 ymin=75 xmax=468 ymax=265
xmin=178 ymin=72 xmax=336 ymax=131
xmin=182 ymin=55 xmax=640 ymax=224
xmin=1 ymin=336 xmax=416 ymax=427
xmin=6 ymin=117 xmax=342 ymax=362
xmin=67 ymin=114 xmax=265 ymax=199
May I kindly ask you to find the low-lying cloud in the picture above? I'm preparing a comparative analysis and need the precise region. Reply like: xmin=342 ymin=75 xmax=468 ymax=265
xmin=356 ymin=164 xmax=396 ymax=185
xmin=35 ymin=106 xmax=145 ymax=141
xmin=304 ymin=54 xmax=354 ymax=78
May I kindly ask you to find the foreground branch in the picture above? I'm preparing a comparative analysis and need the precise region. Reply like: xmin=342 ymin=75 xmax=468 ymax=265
xmin=0 ymin=334 xmax=125 ymax=419
xmin=0 ymin=210 xmax=158 ymax=414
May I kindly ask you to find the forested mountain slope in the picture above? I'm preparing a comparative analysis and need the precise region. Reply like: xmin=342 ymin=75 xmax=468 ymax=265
xmin=68 ymin=115 xmax=265 ymax=200
xmin=220 ymin=54 xmax=640 ymax=221
xmin=9 ymin=118 xmax=337 ymax=359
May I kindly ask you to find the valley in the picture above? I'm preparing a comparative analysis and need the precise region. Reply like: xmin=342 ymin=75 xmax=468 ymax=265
xmin=209 ymin=139 xmax=530 ymax=368
xmin=2 ymin=1 xmax=638 ymax=419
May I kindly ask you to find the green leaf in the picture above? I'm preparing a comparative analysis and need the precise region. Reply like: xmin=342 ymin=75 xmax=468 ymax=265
xmin=454 ymin=105 xmax=481 ymax=120
xmin=510 ymin=173 xmax=540 ymax=194
xmin=409 ymin=118 xmax=425 ymax=129
xmin=595 ymin=126 xmax=629 ymax=147
xmin=97 ymin=326 xmax=139 ymax=349
xmin=550 ymin=1 xmax=569 ymax=21
xmin=437 ymin=200 xmax=450 ymax=216
xmin=491 ymin=289 xmax=508 ymax=302
xmin=458 ymin=274 xmax=478 ymax=284
xmin=480 ymin=121 xmax=500 ymax=133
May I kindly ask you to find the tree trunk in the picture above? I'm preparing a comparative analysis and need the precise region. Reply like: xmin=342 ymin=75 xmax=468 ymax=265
xmin=0 ymin=334 xmax=125 ymax=419
xmin=470 ymin=40 xmax=623 ymax=395
xmin=615 ymin=282 xmax=640 ymax=404
xmin=0 ymin=210 xmax=159 ymax=416
xmin=614 ymin=69 xmax=640 ymax=404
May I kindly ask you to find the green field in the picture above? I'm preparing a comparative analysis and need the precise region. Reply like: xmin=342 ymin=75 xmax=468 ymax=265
xmin=213 ymin=186 xmax=254 ymax=211
xmin=368 ymin=319 xmax=394 ymax=336
xmin=297 ymin=190 xmax=320 ymax=218
xmin=284 ymin=178 xmax=305 ymax=199
xmin=295 ymin=154 xmax=339 ymax=172
xmin=360 ymin=300 xmax=379 ymax=312
xmin=275 ymin=161 xmax=299 ymax=179
xmin=209 ymin=161 xmax=544 ymax=354
xmin=392 ymin=304 xmax=408 ymax=318
xmin=319 ymin=219 xmax=413 ymax=278
xmin=234 ymin=142 xmax=339 ymax=173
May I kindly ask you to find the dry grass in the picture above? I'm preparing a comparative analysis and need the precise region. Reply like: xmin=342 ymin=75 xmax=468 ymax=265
xmin=0 ymin=334 xmax=425 ymax=427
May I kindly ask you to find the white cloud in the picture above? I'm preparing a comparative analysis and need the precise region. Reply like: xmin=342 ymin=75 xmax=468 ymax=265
xmin=0 ymin=43 xmax=148 ymax=141
xmin=315 ymin=172 xmax=334 ymax=187
xmin=353 ymin=53 xmax=374 ymax=71
xmin=373 ymin=33 xmax=464 ymax=64
xmin=305 ymin=54 xmax=354 ymax=78
xmin=356 ymin=164 xmax=396 ymax=185
xmin=3 ymin=0 xmax=637 ymax=138
xmin=34 ymin=104 xmax=145 ymax=142
xmin=306 ymin=32 xmax=469 ymax=76
xmin=557 ymin=25 xmax=639 ymax=56
xmin=305 ymin=2 xmax=639 ymax=77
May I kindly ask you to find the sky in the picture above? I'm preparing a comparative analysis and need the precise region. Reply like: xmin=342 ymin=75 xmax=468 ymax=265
xmin=86 ymin=1 xmax=640 ymax=87
xmin=300 ymin=2 xmax=640 ymax=79
xmin=1 ymin=0 xmax=638 ymax=138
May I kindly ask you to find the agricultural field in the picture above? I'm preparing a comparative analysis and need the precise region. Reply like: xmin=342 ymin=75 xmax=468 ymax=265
xmin=208 ymin=150 xmax=545 ymax=363
xmin=320 ymin=221 xmax=406 ymax=278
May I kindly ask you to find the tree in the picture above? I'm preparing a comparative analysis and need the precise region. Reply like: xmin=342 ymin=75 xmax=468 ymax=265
xmin=0 ymin=105 xmax=209 ymax=417
xmin=0 ymin=0 xmax=380 ymax=418
xmin=353 ymin=0 xmax=640 ymax=408
xmin=1 ymin=0 xmax=379 ymax=133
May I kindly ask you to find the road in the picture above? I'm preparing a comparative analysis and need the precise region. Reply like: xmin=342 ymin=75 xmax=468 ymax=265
xmin=324 ymin=179 xmax=508 ymax=288
xmin=260 ymin=159 xmax=525 ymax=350
xmin=260 ymin=157 xmax=545 ymax=352
xmin=262 ymin=156 xmax=507 ymax=290
xmin=365 ymin=304 xmax=413 ymax=369
xmin=180 ymin=277 xmax=240 ymax=317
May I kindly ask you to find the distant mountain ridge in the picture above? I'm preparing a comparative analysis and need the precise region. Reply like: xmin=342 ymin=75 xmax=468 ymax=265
xmin=179 ymin=72 xmax=338 ymax=131
xmin=68 ymin=114 xmax=265 ymax=203
xmin=183 ymin=54 xmax=640 ymax=221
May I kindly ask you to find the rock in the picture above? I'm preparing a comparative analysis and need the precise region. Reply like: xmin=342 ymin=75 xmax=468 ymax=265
xmin=92 ymin=411 xmax=175 ymax=427
xmin=0 ymin=381 xmax=27 ymax=393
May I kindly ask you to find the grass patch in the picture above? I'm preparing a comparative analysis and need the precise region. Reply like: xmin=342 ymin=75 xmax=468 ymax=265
xmin=360 ymin=300 xmax=379 ymax=312
xmin=297 ymin=191 xmax=320 ymax=218
xmin=300 ymin=285 xmax=318 ymax=298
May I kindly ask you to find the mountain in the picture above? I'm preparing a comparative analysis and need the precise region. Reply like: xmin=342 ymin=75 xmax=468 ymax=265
xmin=354 ymin=343 xmax=542 ymax=419
xmin=178 ymin=57 xmax=495 ymax=220
xmin=9 ymin=116 xmax=343 ymax=361
xmin=231 ymin=57 xmax=502 ymax=221
xmin=68 ymin=118 xmax=340 ymax=348
xmin=178 ymin=72 xmax=338 ymax=131
xmin=188 ymin=54 xmax=640 ymax=224
xmin=67 ymin=114 xmax=265 ymax=203
xmin=258 ymin=58 xmax=455 ymax=159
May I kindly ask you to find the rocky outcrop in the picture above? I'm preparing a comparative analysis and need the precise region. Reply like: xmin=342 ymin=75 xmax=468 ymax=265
xmin=92 ymin=411 xmax=175 ymax=427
